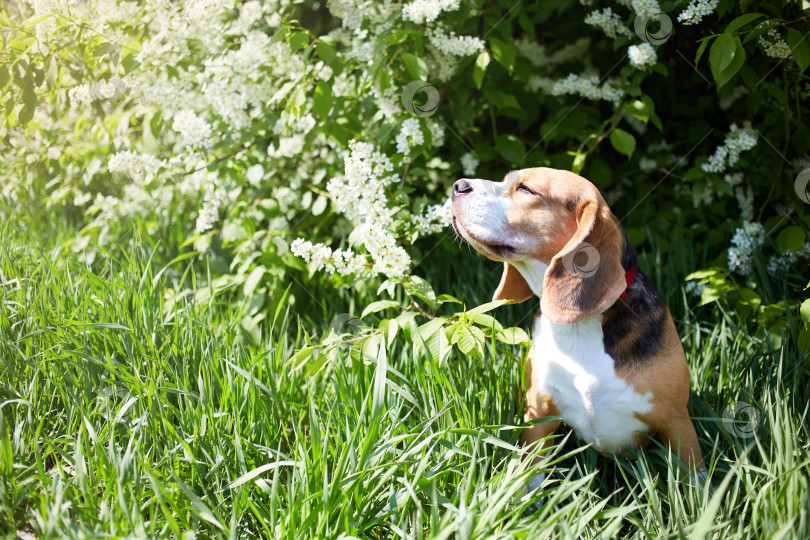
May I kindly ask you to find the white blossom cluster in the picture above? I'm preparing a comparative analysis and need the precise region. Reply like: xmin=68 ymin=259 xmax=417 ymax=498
xmin=196 ymin=174 xmax=225 ymax=234
xmin=370 ymin=80 xmax=401 ymax=120
xmin=626 ymin=0 xmax=661 ymax=15
xmin=548 ymin=73 xmax=624 ymax=102
xmin=701 ymin=123 xmax=758 ymax=173
xmin=68 ymin=76 xmax=127 ymax=104
xmin=107 ymin=150 xmax=167 ymax=183
xmin=727 ymin=221 xmax=766 ymax=275
xmin=410 ymin=200 xmax=451 ymax=235
xmin=426 ymin=119 xmax=445 ymax=147
xmin=460 ymin=152 xmax=479 ymax=176
xmin=292 ymin=225 xmax=412 ymax=278
xmin=722 ymin=172 xmax=753 ymax=221
xmin=401 ymin=0 xmax=460 ymax=24
xmin=677 ymin=0 xmax=719 ymax=25
xmin=172 ymin=110 xmax=213 ymax=147
xmin=791 ymin=155 xmax=810 ymax=176
xmin=358 ymin=223 xmax=412 ymax=277
xmin=719 ymin=86 xmax=748 ymax=110
xmin=759 ymin=29 xmax=791 ymax=59
xmin=691 ymin=171 xmax=757 ymax=221
xmin=395 ymin=118 xmax=425 ymax=157
xmin=584 ymin=8 xmax=631 ymax=38
xmin=684 ymin=280 xmax=707 ymax=298
xmin=428 ymin=30 xmax=485 ymax=57
xmin=327 ymin=140 xmax=398 ymax=226
xmin=628 ymin=43 xmax=657 ymax=68
xmin=639 ymin=157 xmax=657 ymax=171
xmin=291 ymin=139 xmax=436 ymax=279
xmin=767 ymin=243 xmax=810 ymax=274
xmin=291 ymin=240 xmax=369 ymax=276
xmin=515 ymin=37 xmax=591 ymax=68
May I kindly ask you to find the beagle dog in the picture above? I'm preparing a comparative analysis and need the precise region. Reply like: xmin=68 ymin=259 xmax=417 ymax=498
xmin=450 ymin=167 xmax=705 ymax=479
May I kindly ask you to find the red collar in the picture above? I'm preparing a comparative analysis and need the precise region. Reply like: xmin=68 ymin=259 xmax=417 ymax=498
xmin=617 ymin=266 xmax=636 ymax=302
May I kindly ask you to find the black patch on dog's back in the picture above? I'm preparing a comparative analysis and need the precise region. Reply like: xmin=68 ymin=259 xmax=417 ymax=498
xmin=601 ymin=233 xmax=668 ymax=370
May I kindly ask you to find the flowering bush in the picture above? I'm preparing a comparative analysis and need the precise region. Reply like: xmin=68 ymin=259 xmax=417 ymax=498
xmin=1 ymin=0 xmax=808 ymax=340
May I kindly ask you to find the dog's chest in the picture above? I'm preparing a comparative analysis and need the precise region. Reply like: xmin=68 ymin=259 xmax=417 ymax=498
xmin=532 ymin=315 xmax=653 ymax=454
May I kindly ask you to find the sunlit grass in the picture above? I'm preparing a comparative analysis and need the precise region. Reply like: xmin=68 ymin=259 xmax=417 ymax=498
xmin=1 ymin=215 xmax=808 ymax=538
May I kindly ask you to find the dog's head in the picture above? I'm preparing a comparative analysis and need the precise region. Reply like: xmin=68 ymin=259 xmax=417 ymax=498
xmin=450 ymin=167 xmax=627 ymax=323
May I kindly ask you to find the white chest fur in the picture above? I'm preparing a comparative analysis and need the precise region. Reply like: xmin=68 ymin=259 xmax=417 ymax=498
xmin=532 ymin=314 xmax=653 ymax=455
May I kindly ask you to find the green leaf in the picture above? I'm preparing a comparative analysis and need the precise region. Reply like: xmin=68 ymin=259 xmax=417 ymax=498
xmin=228 ymin=461 xmax=300 ymax=489
xmin=466 ymin=313 xmax=503 ymax=333
xmin=709 ymin=34 xmax=744 ymax=88
xmin=800 ymin=298 xmax=810 ymax=326
xmin=122 ymin=53 xmax=141 ymax=74
xmin=466 ymin=299 xmax=508 ymax=316
xmin=450 ymin=428 xmax=521 ymax=452
xmin=175 ymin=478 xmax=225 ymax=530
xmin=402 ymin=52 xmax=428 ymax=81
xmin=425 ymin=325 xmax=451 ymax=363
xmin=453 ymin=325 xmax=485 ymax=357
xmin=416 ymin=317 xmax=447 ymax=340
xmin=0 ymin=65 xmax=9 ymax=88
xmin=710 ymin=174 xmax=734 ymax=196
xmin=371 ymin=342 xmax=387 ymax=417
xmin=624 ymin=99 xmax=650 ymax=124
xmin=473 ymin=50 xmax=490 ymax=89
xmin=316 ymin=41 xmax=337 ymax=66
xmin=685 ymin=267 xmax=725 ymax=281
xmin=288 ymin=346 xmax=315 ymax=369
xmin=46 ymin=56 xmax=59 ymax=86
xmin=489 ymin=38 xmax=516 ymax=73
xmin=404 ymin=275 xmax=436 ymax=309
xmin=289 ymin=31 xmax=309 ymax=52
xmin=495 ymin=134 xmax=526 ymax=165
xmin=0 ymin=412 xmax=12 ymax=477
xmin=244 ymin=265 xmax=265 ymax=297
xmin=699 ymin=280 xmax=735 ymax=306
xmin=695 ymin=36 xmax=712 ymax=65
xmin=18 ymin=104 xmax=34 ymax=125
xmin=436 ymin=294 xmax=462 ymax=305
xmin=571 ymin=152 xmax=586 ymax=174
xmin=776 ymin=226 xmax=805 ymax=253
xmin=710 ymin=33 xmax=735 ymax=77
xmin=609 ymin=128 xmax=636 ymax=159
xmin=93 ymin=42 xmax=116 ymax=57
xmin=788 ymin=29 xmax=810 ymax=73
xmin=724 ymin=13 xmax=764 ymax=34
xmin=21 ymin=76 xmax=36 ymax=109
xmin=313 ymin=81 xmax=332 ymax=119
xmin=361 ymin=300 xmax=401 ymax=318
xmin=269 ymin=81 xmax=296 ymax=104
xmin=497 ymin=327 xmax=530 ymax=345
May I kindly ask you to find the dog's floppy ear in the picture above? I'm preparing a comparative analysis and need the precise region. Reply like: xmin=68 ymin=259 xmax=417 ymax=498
xmin=540 ymin=199 xmax=625 ymax=323
xmin=493 ymin=262 xmax=534 ymax=303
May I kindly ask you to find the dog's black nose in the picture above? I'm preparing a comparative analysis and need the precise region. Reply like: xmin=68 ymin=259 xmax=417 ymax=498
xmin=452 ymin=179 xmax=473 ymax=199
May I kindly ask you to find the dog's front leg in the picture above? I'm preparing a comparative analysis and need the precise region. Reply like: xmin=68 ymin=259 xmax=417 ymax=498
xmin=659 ymin=409 xmax=707 ymax=485
xmin=519 ymin=350 xmax=560 ymax=502
xmin=522 ymin=349 xmax=560 ymax=456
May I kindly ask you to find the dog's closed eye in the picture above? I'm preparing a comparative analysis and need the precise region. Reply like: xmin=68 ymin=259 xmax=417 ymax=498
xmin=516 ymin=183 xmax=541 ymax=197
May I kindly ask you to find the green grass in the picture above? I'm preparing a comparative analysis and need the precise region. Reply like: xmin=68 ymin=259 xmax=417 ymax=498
xmin=1 ymin=216 xmax=808 ymax=539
